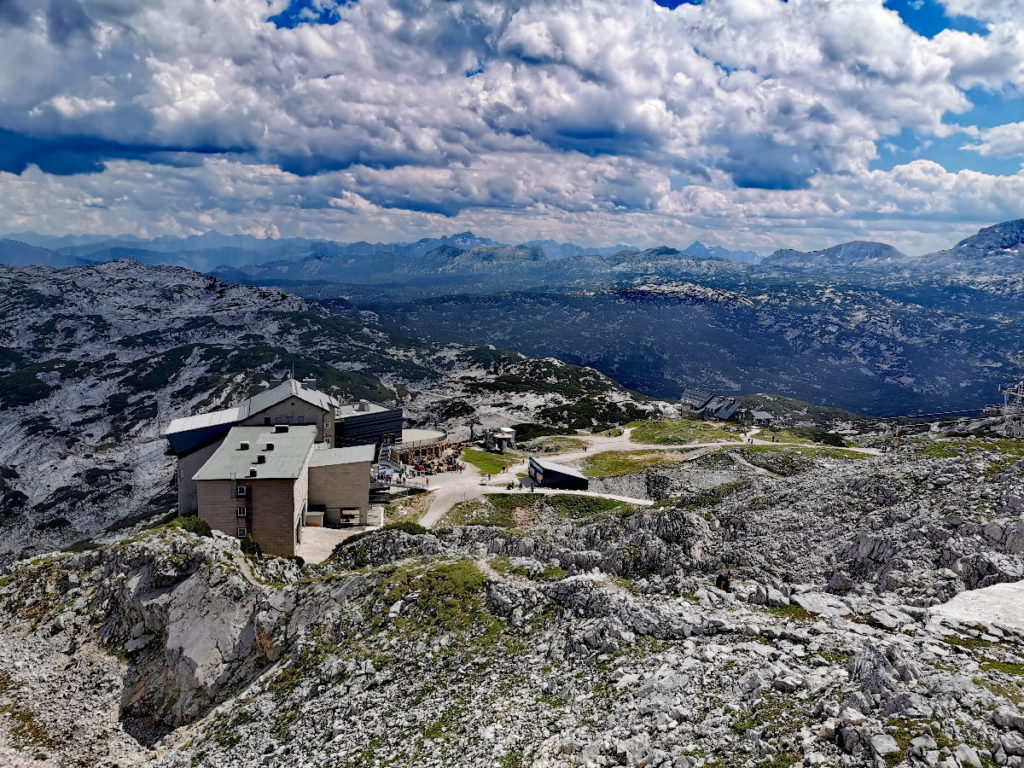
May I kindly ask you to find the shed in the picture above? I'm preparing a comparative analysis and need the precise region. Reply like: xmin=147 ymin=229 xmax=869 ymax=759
xmin=528 ymin=457 xmax=589 ymax=491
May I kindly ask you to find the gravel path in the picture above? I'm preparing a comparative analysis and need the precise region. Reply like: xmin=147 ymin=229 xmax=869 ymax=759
xmin=415 ymin=426 xmax=879 ymax=528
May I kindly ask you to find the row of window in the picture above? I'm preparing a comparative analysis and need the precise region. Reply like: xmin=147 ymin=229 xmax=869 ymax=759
xmin=262 ymin=415 xmax=309 ymax=425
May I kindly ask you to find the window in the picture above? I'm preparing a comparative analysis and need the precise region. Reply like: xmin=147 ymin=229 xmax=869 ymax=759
xmin=274 ymin=416 xmax=287 ymax=424
xmin=235 ymin=485 xmax=248 ymax=497
xmin=296 ymin=415 xmax=306 ymax=424
xmin=263 ymin=417 xmax=271 ymax=425
xmin=236 ymin=527 xmax=247 ymax=538
xmin=236 ymin=507 xmax=247 ymax=518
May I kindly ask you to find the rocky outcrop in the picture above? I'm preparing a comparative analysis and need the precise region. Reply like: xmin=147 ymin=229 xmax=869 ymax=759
xmin=2 ymin=438 xmax=1024 ymax=767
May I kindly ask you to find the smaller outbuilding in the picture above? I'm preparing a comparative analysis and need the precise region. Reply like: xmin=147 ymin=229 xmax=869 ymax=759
xmin=484 ymin=427 xmax=516 ymax=453
xmin=679 ymin=388 xmax=714 ymax=413
xmin=528 ymin=456 xmax=589 ymax=491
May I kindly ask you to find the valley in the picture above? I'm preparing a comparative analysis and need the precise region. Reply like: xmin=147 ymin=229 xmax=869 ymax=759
xmin=0 ymin=249 xmax=1023 ymax=768
xmin=9 ymin=220 xmax=1024 ymax=417
xmin=0 ymin=261 xmax=657 ymax=566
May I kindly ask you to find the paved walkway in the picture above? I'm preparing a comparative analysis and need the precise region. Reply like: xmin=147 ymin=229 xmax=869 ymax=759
xmin=413 ymin=426 xmax=878 ymax=528
xmin=295 ymin=507 xmax=384 ymax=564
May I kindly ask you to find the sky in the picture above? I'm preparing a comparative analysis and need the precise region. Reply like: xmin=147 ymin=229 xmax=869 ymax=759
xmin=0 ymin=0 xmax=1023 ymax=254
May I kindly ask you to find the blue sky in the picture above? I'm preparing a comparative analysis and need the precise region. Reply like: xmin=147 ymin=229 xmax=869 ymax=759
xmin=0 ymin=0 xmax=1022 ymax=254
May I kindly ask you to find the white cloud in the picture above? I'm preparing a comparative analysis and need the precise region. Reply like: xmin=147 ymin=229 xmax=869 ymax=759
xmin=964 ymin=121 xmax=1024 ymax=158
xmin=939 ymin=0 xmax=1024 ymax=24
xmin=0 ymin=0 xmax=1021 ymax=249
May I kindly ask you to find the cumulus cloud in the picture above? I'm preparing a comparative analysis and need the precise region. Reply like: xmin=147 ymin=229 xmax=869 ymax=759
xmin=0 ymin=0 xmax=1022 ymax=247
xmin=964 ymin=121 xmax=1024 ymax=159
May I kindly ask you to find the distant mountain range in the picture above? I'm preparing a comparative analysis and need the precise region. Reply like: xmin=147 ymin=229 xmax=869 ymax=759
xmin=0 ymin=228 xmax=769 ymax=274
xmin=7 ymin=220 xmax=1024 ymax=283
xmin=764 ymin=240 xmax=906 ymax=268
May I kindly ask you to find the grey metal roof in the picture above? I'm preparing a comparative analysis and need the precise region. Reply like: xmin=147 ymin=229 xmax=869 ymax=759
xmin=680 ymin=388 xmax=713 ymax=407
xmin=336 ymin=400 xmax=394 ymax=418
xmin=714 ymin=402 xmax=741 ymax=421
xmin=164 ymin=378 xmax=339 ymax=437
xmin=752 ymin=410 xmax=774 ymax=420
xmin=308 ymin=445 xmax=376 ymax=467
xmin=192 ymin=425 xmax=317 ymax=481
xmin=243 ymin=378 xmax=339 ymax=417
xmin=529 ymin=456 xmax=588 ymax=481
xmin=164 ymin=405 xmax=245 ymax=436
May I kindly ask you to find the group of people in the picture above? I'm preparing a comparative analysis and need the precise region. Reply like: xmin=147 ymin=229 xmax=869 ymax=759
xmin=406 ymin=447 xmax=466 ymax=477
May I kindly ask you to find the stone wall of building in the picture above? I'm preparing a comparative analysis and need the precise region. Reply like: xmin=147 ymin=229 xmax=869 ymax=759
xmin=309 ymin=461 xmax=372 ymax=524
xmin=177 ymin=439 xmax=224 ymax=515
xmin=197 ymin=474 xmax=308 ymax=557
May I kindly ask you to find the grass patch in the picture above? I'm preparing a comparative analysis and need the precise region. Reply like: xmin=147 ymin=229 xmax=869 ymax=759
xmin=384 ymin=490 xmax=431 ymax=526
xmin=523 ymin=436 xmax=587 ymax=454
xmin=729 ymin=693 xmax=804 ymax=738
xmin=630 ymin=418 xmax=738 ymax=445
xmin=818 ymin=649 xmax=852 ymax=664
xmin=509 ymin=422 xmax=572 ymax=442
xmin=943 ymin=634 xmax=996 ymax=651
xmin=680 ymin=480 xmax=748 ymax=510
xmin=916 ymin=438 xmax=1024 ymax=475
xmin=547 ymin=494 xmax=631 ymax=518
xmin=447 ymin=495 xmax=526 ymax=527
xmin=580 ymin=449 xmax=688 ymax=478
xmin=760 ymin=427 xmax=849 ymax=447
xmin=164 ymin=515 xmax=213 ymax=538
xmin=982 ymin=659 xmax=1024 ymax=676
xmin=764 ymin=604 xmax=815 ymax=621
xmin=744 ymin=444 xmax=868 ymax=462
xmin=462 ymin=448 xmax=522 ymax=476
xmin=375 ymin=558 xmax=504 ymax=643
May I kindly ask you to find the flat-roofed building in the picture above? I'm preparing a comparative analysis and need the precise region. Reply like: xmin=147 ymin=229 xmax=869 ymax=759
xmin=307 ymin=444 xmax=375 ymax=526
xmin=528 ymin=456 xmax=589 ymax=491
xmin=335 ymin=399 xmax=403 ymax=451
xmin=484 ymin=427 xmax=517 ymax=453
xmin=163 ymin=378 xmax=340 ymax=516
xmin=193 ymin=425 xmax=317 ymax=557
xmin=192 ymin=425 xmax=374 ymax=557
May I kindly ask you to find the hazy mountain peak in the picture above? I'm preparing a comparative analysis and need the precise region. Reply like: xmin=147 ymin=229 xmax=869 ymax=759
xmin=683 ymin=241 xmax=763 ymax=264
xmin=767 ymin=240 xmax=906 ymax=268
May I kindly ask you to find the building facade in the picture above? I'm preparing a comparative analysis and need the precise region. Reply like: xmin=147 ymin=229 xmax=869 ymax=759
xmin=163 ymin=378 xmax=340 ymax=516
xmin=190 ymin=425 xmax=374 ymax=557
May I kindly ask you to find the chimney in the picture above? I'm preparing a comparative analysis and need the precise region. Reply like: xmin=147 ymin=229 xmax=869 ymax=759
xmin=239 ymin=441 xmax=250 ymax=451
xmin=264 ymin=442 xmax=275 ymax=451
xmin=255 ymin=455 xmax=266 ymax=464
xmin=274 ymin=425 xmax=289 ymax=434
xmin=248 ymin=469 xmax=257 ymax=477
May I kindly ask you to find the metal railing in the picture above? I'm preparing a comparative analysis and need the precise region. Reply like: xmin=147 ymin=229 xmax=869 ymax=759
xmin=394 ymin=428 xmax=448 ymax=450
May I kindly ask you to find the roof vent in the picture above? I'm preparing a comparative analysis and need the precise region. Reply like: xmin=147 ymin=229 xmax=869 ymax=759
xmin=274 ymin=425 xmax=289 ymax=434
xmin=264 ymin=442 xmax=275 ymax=451
xmin=248 ymin=469 xmax=258 ymax=477
xmin=355 ymin=399 xmax=370 ymax=412
xmin=239 ymin=441 xmax=250 ymax=451
xmin=255 ymin=455 xmax=267 ymax=464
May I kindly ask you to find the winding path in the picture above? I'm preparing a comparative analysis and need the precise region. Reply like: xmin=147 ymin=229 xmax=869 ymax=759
xmin=412 ymin=426 xmax=879 ymax=528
